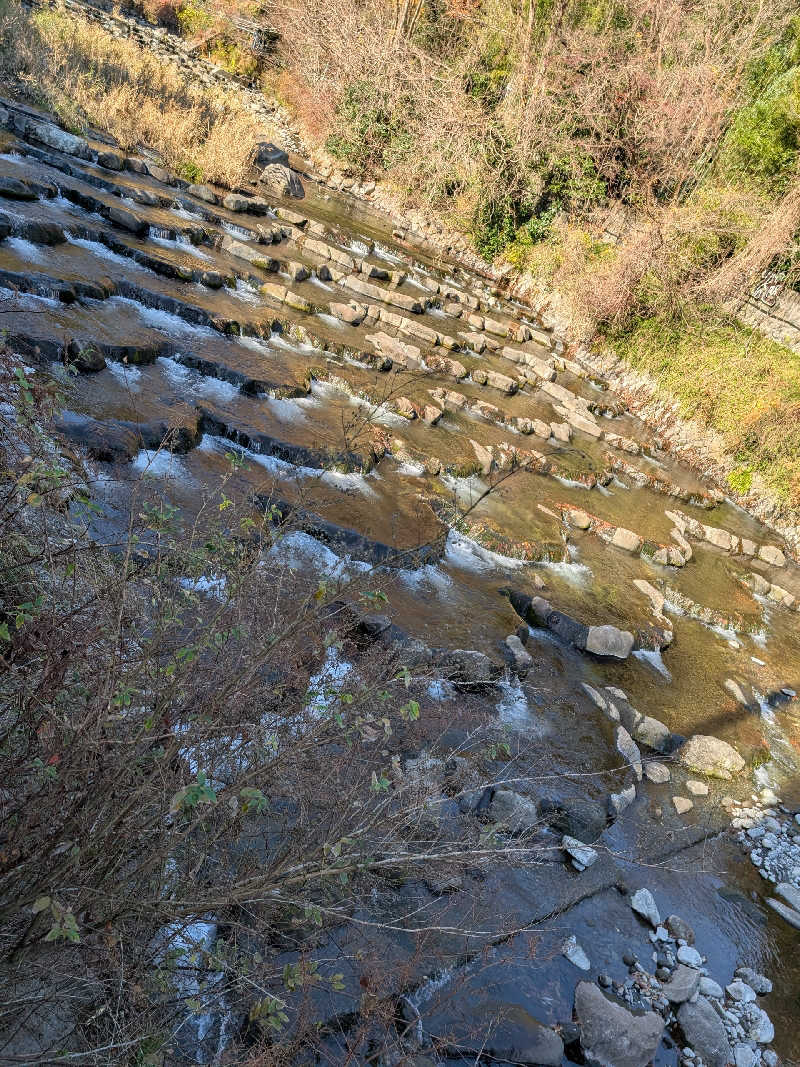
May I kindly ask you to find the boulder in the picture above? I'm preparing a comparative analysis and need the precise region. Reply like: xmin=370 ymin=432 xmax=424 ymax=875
xmin=29 ymin=121 xmax=91 ymax=159
xmin=146 ymin=164 xmax=173 ymax=184
xmin=223 ymin=193 xmax=251 ymax=213
xmin=610 ymin=527 xmax=643 ymax=553
xmin=758 ymin=544 xmax=785 ymax=567
xmin=188 ymin=183 xmax=218 ymax=204
xmin=489 ymin=789 xmax=540 ymax=835
xmin=539 ymin=797 xmax=607 ymax=841
xmin=562 ymin=835 xmax=598 ymax=868
xmin=643 ymin=761 xmax=671 ymax=783
xmin=0 ymin=176 xmax=36 ymax=200
xmin=661 ymin=964 xmax=701 ymax=1003
xmin=586 ymin=625 xmax=634 ymax=659
xmin=574 ymin=982 xmax=663 ymax=1067
xmin=608 ymin=784 xmax=636 ymax=818
xmin=677 ymin=999 xmax=732 ymax=1067
xmin=259 ymin=163 xmax=304 ymax=198
xmin=97 ymin=149 xmax=124 ymax=170
xmin=330 ymin=300 xmax=366 ymax=325
xmin=253 ymin=141 xmax=289 ymax=167
xmin=673 ymin=796 xmax=694 ymax=814
xmin=665 ymin=914 xmax=695 ymax=944
xmin=505 ymin=634 xmax=532 ymax=671
xmin=106 ymin=205 xmax=148 ymax=236
xmin=677 ymin=735 xmax=745 ymax=779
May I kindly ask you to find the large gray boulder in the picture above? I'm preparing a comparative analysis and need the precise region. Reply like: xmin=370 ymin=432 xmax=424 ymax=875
xmin=253 ymin=140 xmax=289 ymax=167
xmin=678 ymin=734 xmax=745 ymax=779
xmin=575 ymin=982 xmax=663 ymax=1067
xmin=259 ymin=163 xmax=304 ymax=198
xmin=677 ymin=998 xmax=732 ymax=1067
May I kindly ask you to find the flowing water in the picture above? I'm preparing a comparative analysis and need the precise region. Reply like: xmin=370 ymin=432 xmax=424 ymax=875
xmin=1 ymin=94 xmax=799 ymax=1063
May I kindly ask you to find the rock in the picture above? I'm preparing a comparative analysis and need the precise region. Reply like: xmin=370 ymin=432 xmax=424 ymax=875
xmin=569 ymin=509 xmax=592 ymax=530
xmin=745 ymin=1007 xmax=774 ymax=1043
xmin=677 ymin=735 xmax=745 ymax=779
xmin=96 ymin=149 xmax=124 ymax=170
xmin=758 ymin=544 xmax=786 ymax=567
xmin=661 ymin=964 xmax=701 ymax=1003
xmin=633 ymin=715 xmax=672 ymax=752
xmin=199 ymin=270 xmax=225 ymax=289
xmin=686 ymin=780 xmax=709 ymax=796
xmin=630 ymin=888 xmax=661 ymax=928
xmin=563 ymin=934 xmax=591 ymax=969
xmin=586 ymin=624 xmax=635 ymax=659
xmin=223 ymin=193 xmax=251 ymax=212
xmin=673 ymin=796 xmax=694 ymax=815
xmin=106 ymin=205 xmax=148 ymax=236
xmin=505 ymin=634 xmax=532 ymax=671
xmin=616 ymin=726 xmax=643 ymax=780
xmin=421 ymin=404 xmax=442 ymax=425
xmin=762 ymin=1050 xmax=779 ymax=1066
xmin=735 ymin=967 xmax=772 ymax=995
xmin=129 ymin=187 xmax=160 ymax=207
xmin=328 ymin=300 xmax=366 ymax=325
xmin=0 ymin=176 xmax=36 ymax=200
xmin=574 ymin=981 xmax=663 ymax=1067
xmin=30 ymin=121 xmax=91 ymax=158
xmin=608 ymin=784 xmax=636 ymax=818
xmin=16 ymin=220 xmax=64 ymax=245
xmin=538 ymin=797 xmax=607 ymax=841
xmin=562 ymin=835 xmax=598 ymax=868
xmin=644 ymin=762 xmax=671 ymax=784
xmin=677 ymin=999 xmax=732 ymax=1067
xmin=489 ymin=789 xmax=540 ymax=834
xmin=699 ymin=977 xmax=724 ymax=998
xmin=677 ymin=945 xmax=703 ymax=968
xmin=610 ymin=527 xmax=643 ymax=553
xmin=733 ymin=1045 xmax=757 ymax=1067
xmin=253 ymin=141 xmax=289 ymax=166
xmin=146 ymin=164 xmax=173 ymax=184
xmin=189 ymin=183 xmax=218 ymax=204
xmin=259 ymin=163 xmax=304 ymax=198
xmin=775 ymin=881 xmax=800 ymax=912
xmin=666 ymin=915 xmax=695 ymax=944
xmin=726 ymin=980 xmax=756 ymax=1003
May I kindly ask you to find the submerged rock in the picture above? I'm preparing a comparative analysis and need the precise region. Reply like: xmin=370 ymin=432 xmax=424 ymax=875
xmin=677 ymin=998 xmax=732 ymax=1067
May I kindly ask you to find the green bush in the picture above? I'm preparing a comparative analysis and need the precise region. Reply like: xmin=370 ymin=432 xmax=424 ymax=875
xmin=326 ymin=80 xmax=413 ymax=174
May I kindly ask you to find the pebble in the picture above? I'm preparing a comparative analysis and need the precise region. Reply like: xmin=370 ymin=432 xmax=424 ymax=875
xmin=763 ymin=1050 xmax=778 ymax=1066
xmin=673 ymin=795 xmax=694 ymax=814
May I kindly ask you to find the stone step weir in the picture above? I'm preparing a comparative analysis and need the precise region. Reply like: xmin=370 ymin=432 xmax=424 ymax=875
xmin=1 ymin=100 xmax=796 ymax=704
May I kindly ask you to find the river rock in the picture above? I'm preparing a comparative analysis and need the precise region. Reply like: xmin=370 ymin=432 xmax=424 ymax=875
xmin=735 ymin=967 xmax=772 ymax=995
xmin=677 ymin=945 xmax=703 ymax=968
xmin=505 ymin=634 xmax=532 ymax=671
xmin=253 ymin=141 xmax=289 ymax=167
xmin=107 ymin=205 xmax=148 ymax=236
xmin=260 ymin=163 xmax=304 ymax=198
xmin=758 ymin=544 xmax=785 ymax=567
xmin=223 ymin=193 xmax=251 ymax=212
xmin=586 ymin=624 xmax=635 ymax=659
xmin=330 ymin=300 xmax=367 ymax=325
xmin=562 ymin=835 xmax=598 ymax=868
xmin=631 ymin=887 xmax=661 ymax=927
xmin=699 ymin=976 xmax=723 ymax=998
xmin=644 ymin=762 xmax=671 ymax=783
xmin=608 ymin=784 xmax=636 ymax=817
xmin=745 ymin=1007 xmax=774 ymax=1043
xmin=562 ymin=934 xmax=591 ymax=969
xmin=539 ymin=797 xmax=607 ymax=841
xmin=610 ymin=526 xmax=643 ymax=553
xmin=673 ymin=796 xmax=694 ymax=814
xmin=726 ymin=980 xmax=756 ymax=1003
xmin=677 ymin=999 xmax=732 ymax=1067
xmin=666 ymin=914 xmax=695 ymax=944
xmin=97 ymin=149 xmax=124 ymax=170
xmin=30 ymin=121 xmax=91 ymax=159
xmin=189 ymin=183 xmax=218 ymax=204
xmin=489 ymin=789 xmax=539 ymax=834
xmin=677 ymin=735 xmax=745 ymax=779
xmin=616 ymin=726 xmax=643 ymax=780
xmin=574 ymin=982 xmax=663 ymax=1067
xmin=662 ymin=964 xmax=701 ymax=1003
xmin=733 ymin=1045 xmax=757 ymax=1067
xmin=0 ymin=176 xmax=36 ymax=200
xmin=686 ymin=779 xmax=709 ymax=796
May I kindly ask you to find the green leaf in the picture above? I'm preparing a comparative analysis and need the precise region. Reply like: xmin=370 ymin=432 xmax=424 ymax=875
xmin=0 ymin=622 xmax=10 ymax=641
xmin=32 ymin=895 xmax=51 ymax=914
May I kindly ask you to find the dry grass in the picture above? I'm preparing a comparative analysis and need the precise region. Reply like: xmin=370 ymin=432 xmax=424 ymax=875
xmin=0 ymin=4 xmax=266 ymax=186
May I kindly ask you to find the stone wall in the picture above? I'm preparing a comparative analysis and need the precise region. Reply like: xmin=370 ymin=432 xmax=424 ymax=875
xmin=739 ymin=272 xmax=800 ymax=353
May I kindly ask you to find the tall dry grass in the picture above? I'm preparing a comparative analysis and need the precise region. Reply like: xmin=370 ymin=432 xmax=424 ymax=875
xmin=0 ymin=4 xmax=267 ymax=186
